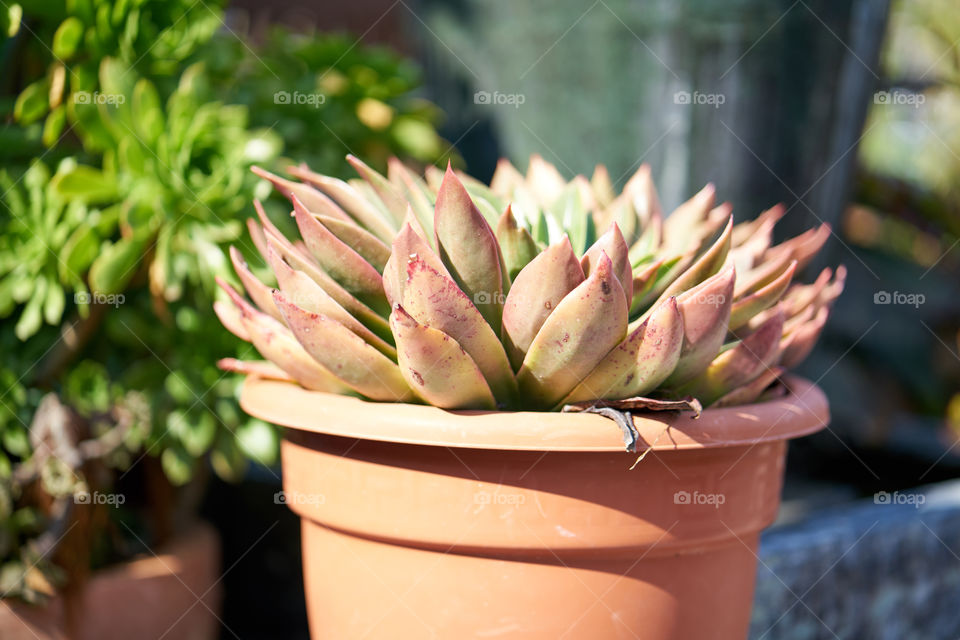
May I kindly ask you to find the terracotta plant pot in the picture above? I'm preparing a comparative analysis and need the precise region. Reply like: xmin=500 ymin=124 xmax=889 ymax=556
xmin=0 ymin=522 xmax=222 ymax=640
xmin=241 ymin=375 xmax=828 ymax=640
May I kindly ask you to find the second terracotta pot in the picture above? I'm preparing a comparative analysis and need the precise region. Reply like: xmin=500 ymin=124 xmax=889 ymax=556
xmin=242 ymin=375 xmax=829 ymax=640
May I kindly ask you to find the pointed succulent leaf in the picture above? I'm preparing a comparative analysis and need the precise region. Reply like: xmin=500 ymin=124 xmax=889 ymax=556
xmin=678 ymin=308 xmax=784 ymax=405
xmin=526 ymin=154 xmax=567 ymax=205
xmin=662 ymin=183 xmax=716 ymax=255
xmin=229 ymin=246 xmax=281 ymax=321
xmin=627 ymin=258 xmax=666 ymax=313
xmin=389 ymin=158 xmax=436 ymax=239
xmin=473 ymin=195 xmax=504 ymax=229
xmin=216 ymin=277 xmax=350 ymax=393
xmin=555 ymin=181 xmax=594 ymax=254
xmin=591 ymin=164 xmax=616 ymax=208
xmin=347 ymin=154 xmax=407 ymax=225
xmin=311 ymin=213 xmax=391 ymax=272
xmin=402 ymin=257 xmax=517 ymax=404
xmin=731 ymin=204 xmax=785 ymax=247
xmin=571 ymin=175 xmax=596 ymax=211
xmin=582 ymin=223 xmax=633 ymax=306
xmin=769 ymin=223 xmax=831 ymax=270
xmin=502 ymin=236 xmax=585 ymax=370
xmin=623 ymin=163 xmax=663 ymax=229
xmin=386 ymin=222 xmax=450 ymax=307
xmin=455 ymin=170 xmax=507 ymax=213
xmin=607 ymin=195 xmax=639 ymax=246
xmin=729 ymin=261 xmax=797 ymax=330
xmin=251 ymin=166 xmax=350 ymax=222
xmin=531 ymin=208 xmax=552 ymax=245
xmin=780 ymin=305 xmax=829 ymax=368
xmin=434 ymin=164 xmax=505 ymax=334
xmin=730 ymin=204 xmax=784 ymax=272
xmin=734 ymin=245 xmax=795 ymax=298
xmin=390 ymin=305 xmax=497 ymax=410
xmin=382 ymin=253 xmax=399 ymax=309
xmin=561 ymin=296 xmax=683 ymax=404
xmin=424 ymin=164 xmax=444 ymax=192
xmin=659 ymin=216 xmax=733 ymax=301
xmin=713 ymin=367 xmax=784 ymax=407
xmin=496 ymin=205 xmax=540 ymax=281
xmin=663 ymin=265 xmax=735 ymax=386
xmin=266 ymin=245 xmax=396 ymax=358
xmin=246 ymin=214 xmax=269 ymax=258
xmin=490 ymin=158 xmax=525 ymax=196
xmin=274 ymin=291 xmax=413 ymax=402
xmin=818 ymin=264 xmax=846 ymax=307
xmin=517 ymin=253 xmax=629 ymax=409
xmin=782 ymin=267 xmax=833 ymax=316
xmin=217 ymin=358 xmax=296 ymax=383
xmin=292 ymin=197 xmax=389 ymax=315
xmin=288 ymin=165 xmax=397 ymax=242
xmin=628 ymin=218 xmax=661 ymax=265
xmin=263 ymin=232 xmax=391 ymax=343
xmin=214 ymin=299 xmax=250 ymax=341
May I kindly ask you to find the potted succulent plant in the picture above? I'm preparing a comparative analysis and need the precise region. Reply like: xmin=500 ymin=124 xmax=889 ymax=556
xmin=216 ymin=154 xmax=844 ymax=639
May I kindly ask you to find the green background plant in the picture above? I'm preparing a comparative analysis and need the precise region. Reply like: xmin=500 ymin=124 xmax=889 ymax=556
xmin=0 ymin=0 xmax=447 ymax=600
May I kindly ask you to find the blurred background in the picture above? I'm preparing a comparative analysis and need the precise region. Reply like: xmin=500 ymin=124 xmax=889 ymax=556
xmin=0 ymin=0 xmax=958 ymax=638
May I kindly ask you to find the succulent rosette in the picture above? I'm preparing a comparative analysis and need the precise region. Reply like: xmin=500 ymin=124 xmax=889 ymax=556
xmin=214 ymin=154 xmax=844 ymax=412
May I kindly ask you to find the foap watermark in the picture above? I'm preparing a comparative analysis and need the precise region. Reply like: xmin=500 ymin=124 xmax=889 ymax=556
xmin=474 ymin=490 xmax=526 ymax=506
xmin=274 ymin=90 xmax=326 ymax=108
xmin=874 ymin=90 xmax=925 ymax=108
xmin=674 ymin=490 xmax=725 ymax=508
xmin=74 ymin=91 xmax=125 ymax=105
xmin=274 ymin=490 xmax=325 ymax=506
xmin=674 ymin=91 xmax=725 ymax=109
xmin=874 ymin=290 xmax=925 ymax=308
xmin=74 ymin=490 xmax=125 ymax=506
xmin=690 ymin=292 xmax=727 ymax=308
xmin=474 ymin=91 xmax=526 ymax=108
xmin=874 ymin=490 xmax=925 ymax=508
xmin=474 ymin=291 xmax=508 ymax=305
xmin=75 ymin=292 xmax=125 ymax=307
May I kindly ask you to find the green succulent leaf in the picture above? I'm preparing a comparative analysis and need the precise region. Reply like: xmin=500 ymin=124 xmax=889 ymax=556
xmin=51 ymin=165 xmax=118 ymax=204
xmin=52 ymin=17 xmax=85 ymax=59
xmin=88 ymin=236 xmax=146 ymax=295
xmin=14 ymin=80 xmax=50 ymax=125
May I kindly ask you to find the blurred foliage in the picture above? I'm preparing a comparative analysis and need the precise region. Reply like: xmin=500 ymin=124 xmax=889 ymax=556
xmin=848 ymin=0 xmax=960 ymax=436
xmin=0 ymin=0 xmax=446 ymax=601
xmin=198 ymin=27 xmax=448 ymax=174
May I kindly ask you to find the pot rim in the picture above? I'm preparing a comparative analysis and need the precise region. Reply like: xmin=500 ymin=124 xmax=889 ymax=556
xmin=240 ymin=374 xmax=828 ymax=452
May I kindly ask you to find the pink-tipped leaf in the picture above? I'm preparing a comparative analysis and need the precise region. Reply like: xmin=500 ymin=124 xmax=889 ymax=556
xmin=516 ymin=252 xmax=629 ymax=409
xmin=501 ymin=236 xmax=585 ymax=370
xmin=389 ymin=305 xmax=497 ymax=410
xmin=274 ymin=291 xmax=413 ymax=402
xmin=434 ymin=164 xmax=506 ymax=334
xmin=560 ymin=296 xmax=683 ymax=405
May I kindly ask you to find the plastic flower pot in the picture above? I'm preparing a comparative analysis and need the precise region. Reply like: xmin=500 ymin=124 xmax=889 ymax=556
xmin=241 ymin=375 xmax=828 ymax=640
xmin=0 ymin=523 xmax=221 ymax=640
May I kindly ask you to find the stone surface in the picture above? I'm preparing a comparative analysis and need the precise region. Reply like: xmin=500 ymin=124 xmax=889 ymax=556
xmin=752 ymin=479 xmax=960 ymax=639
